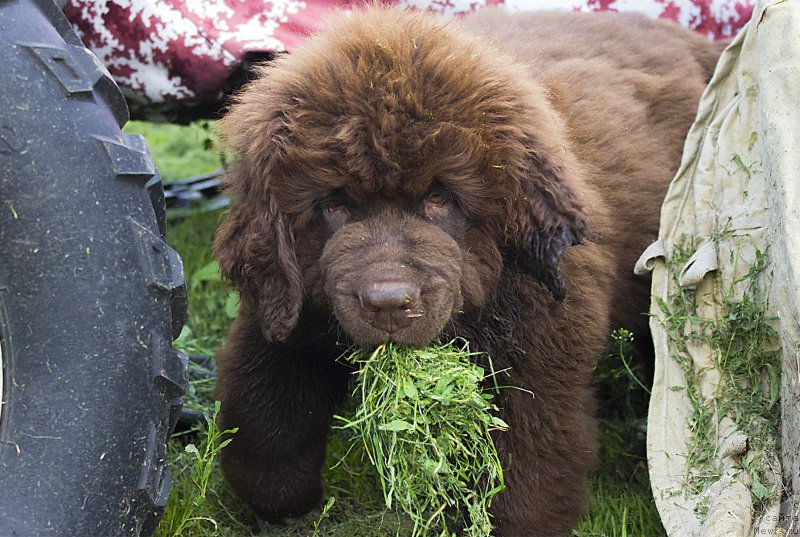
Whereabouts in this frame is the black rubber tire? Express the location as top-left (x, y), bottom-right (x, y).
top-left (0, 1), bottom-right (188, 535)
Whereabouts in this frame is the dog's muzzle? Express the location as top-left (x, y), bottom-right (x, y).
top-left (319, 217), bottom-right (465, 347)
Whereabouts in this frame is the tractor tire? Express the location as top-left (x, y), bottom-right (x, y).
top-left (0, 1), bottom-right (188, 535)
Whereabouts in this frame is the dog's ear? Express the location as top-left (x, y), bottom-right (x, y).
top-left (213, 96), bottom-right (304, 342)
top-left (214, 163), bottom-right (303, 342)
top-left (507, 140), bottom-right (591, 302)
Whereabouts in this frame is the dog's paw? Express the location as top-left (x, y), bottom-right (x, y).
top-left (255, 514), bottom-right (298, 532)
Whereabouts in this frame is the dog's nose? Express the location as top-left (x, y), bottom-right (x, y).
top-left (358, 281), bottom-right (421, 333)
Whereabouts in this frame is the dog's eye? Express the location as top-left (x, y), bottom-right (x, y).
top-left (325, 200), bottom-right (347, 214)
top-left (425, 192), bottom-right (447, 209)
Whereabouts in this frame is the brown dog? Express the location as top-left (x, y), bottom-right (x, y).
top-left (213, 7), bottom-right (720, 535)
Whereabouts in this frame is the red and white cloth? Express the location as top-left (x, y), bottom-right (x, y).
top-left (65, 0), bottom-right (755, 120)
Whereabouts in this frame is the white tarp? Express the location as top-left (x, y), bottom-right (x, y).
top-left (637, 1), bottom-right (800, 535)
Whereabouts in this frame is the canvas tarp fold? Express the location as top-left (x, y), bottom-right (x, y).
top-left (638, 1), bottom-right (800, 535)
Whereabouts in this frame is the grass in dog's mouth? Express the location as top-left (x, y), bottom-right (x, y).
top-left (335, 340), bottom-right (508, 537)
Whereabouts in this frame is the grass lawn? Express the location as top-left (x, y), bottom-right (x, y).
top-left (126, 120), bottom-right (666, 537)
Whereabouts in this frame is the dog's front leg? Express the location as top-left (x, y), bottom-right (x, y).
top-left (214, 314), bottom-right (349, 523)
top-left (489, 376), bottom-right (598, 537)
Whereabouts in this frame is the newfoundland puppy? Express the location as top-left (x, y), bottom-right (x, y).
top-left (212, 7), bottom-right (720, 535)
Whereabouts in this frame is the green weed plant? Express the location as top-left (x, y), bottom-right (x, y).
top-left (156, 402), bottom-right (243, 537)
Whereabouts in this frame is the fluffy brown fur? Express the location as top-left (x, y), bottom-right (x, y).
top-left (213, 7), bottom-right (720, 535)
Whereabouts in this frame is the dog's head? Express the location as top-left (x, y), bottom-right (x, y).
top-left (214, 7), bottom-right (590, 347)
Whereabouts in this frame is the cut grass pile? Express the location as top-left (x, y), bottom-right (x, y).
top-left (336, 341), bottom-right (507, 536)
top-left (131, 120), bottom-right (664, 537)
